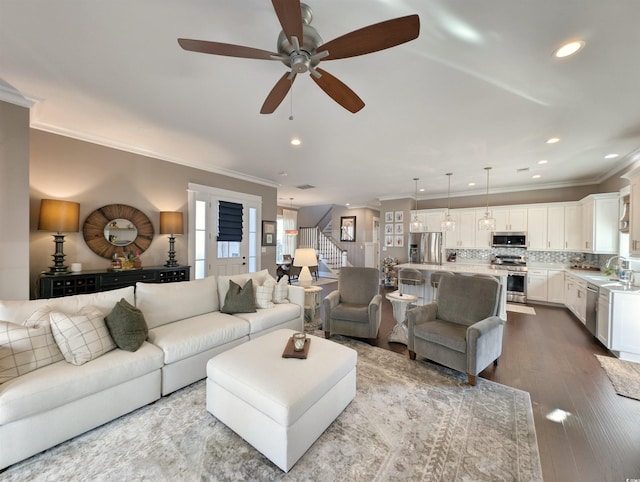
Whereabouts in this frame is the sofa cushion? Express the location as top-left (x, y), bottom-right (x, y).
top-left (0, 315), bottom-right (64, 384)
top-left (147, 312), bottom-right (249, 364)
top-left (50, 306), bottom-right (117, 366)
top-left (273, 275), bottom-right (289, 304)
top-left (221, 280), bottom-right (257, 314)
top-left (217, 269), bottom-right (269, 307)
top-left (254, 278), bottom-right (276, 309)
top-left (233, 303), bottom-right (302, 335)
top-left (0, 341), bottom-right (164, 425)
top-left (104, 299), bottom-right (148, 352)
top-left (0, 286), bottom-right (135, 327)
top-left (135, 276), bottom-right (218, 330)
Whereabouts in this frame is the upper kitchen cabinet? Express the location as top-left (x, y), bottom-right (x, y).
top-left (623, 166), bottom-right (640, 257)
top-left (492, 207), bottom-right (527, 232)
top-left (527, 207), bottom-right (548, 250)
top-left (444, 210), bottom-right (476, 248)
top-left (564, 204), bottom-right (582, 251)
top-left (527, 204), bottom-right (579, 251)
top-left (580, 194), bottom-right (619, 254)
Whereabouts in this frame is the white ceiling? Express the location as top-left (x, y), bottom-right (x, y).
top-left (2, 0), bottom-right (640, 208)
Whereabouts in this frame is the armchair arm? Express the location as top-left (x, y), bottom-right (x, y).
top-left (466, 315), bottom-right (505, 376)
top-left (368, 293), bottom-right (383, 337)
top-left (406, 303), bottom-right (438, 352)
top-left (322, 290), bottom-right (341, 330)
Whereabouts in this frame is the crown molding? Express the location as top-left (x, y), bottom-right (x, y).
top-left (29, 121), bottom-right (281, 189)
top-left (0, 83), bottom-right (34, 108)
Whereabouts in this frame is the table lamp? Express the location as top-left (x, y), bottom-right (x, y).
top-left (160, 211), bottom-right (184, 267)
top-left (293, 248), bottom-right (317, 288)
top-left (38, 199), bottom-right (80, 274)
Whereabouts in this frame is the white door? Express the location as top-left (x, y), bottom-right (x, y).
top-left (188, 184), bottom-right (261, 278)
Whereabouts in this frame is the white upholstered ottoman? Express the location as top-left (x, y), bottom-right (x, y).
top-left (206, 328), bottom-right (357, 472)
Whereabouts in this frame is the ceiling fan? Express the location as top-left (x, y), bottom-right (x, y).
top-left (178, 1), bottom-right (420, 114)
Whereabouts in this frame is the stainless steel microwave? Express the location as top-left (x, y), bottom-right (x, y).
top-left (491, 232), bottom-right (527, 248)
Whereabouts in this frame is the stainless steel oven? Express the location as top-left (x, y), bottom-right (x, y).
top-left (490, 254), bottom-right (527, 303)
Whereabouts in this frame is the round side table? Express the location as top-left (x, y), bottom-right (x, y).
top-left (385, 290), bottom-right (418, 345)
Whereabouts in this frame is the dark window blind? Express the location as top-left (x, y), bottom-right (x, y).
top-left (217, 201), bottom-right (243, 241)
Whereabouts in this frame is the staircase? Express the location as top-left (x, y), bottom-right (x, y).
top-left (298, 226), bottom-right (347, 278)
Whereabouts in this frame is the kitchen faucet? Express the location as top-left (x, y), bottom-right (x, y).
top-left (604, 256), bottom-right (619, 270)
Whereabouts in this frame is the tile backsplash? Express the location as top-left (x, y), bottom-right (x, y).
top-left (446, 248), bottom-right (611, 269)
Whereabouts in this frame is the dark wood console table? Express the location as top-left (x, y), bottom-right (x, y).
top-left (39, 266), bottom-right (190, 298)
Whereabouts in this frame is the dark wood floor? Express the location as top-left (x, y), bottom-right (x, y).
top-left (318, 280), bottom-right (640, 482)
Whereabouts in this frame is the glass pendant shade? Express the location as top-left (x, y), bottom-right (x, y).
top-left (409, 177), bottom-right (425, 233)
top-left (441, 173), bottom-right (456, 231)
top-left (478, 167), bottom-right (496, 231)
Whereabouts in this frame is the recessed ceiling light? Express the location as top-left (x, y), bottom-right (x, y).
top-left (553, 40), bottom-right (585, 58)
top-left (290, 137), bottom-right (301, 146)
top-left (532, 174), bottom-right (541, 179)
top-left (468, 182), bottom-right (476, 187)
top-left (538, 159), bottom-right (548, 165)
top-left (345, 203), bottom-right (350, 206)
top-left (546, 137), bottom-right (560, 144)
top-left (419, 188), bottom-right (425, 192)
top-left (604, 153), bottom-right (619, 159)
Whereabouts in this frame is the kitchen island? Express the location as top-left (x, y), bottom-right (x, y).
top-left (395, 262), bottom-right (509, 320)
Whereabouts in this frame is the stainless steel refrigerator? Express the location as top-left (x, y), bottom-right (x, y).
top-left (408, 232), bottom-right (443, 265)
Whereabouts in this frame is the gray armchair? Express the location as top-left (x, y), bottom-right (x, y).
top-left (407, 272), bottom-right (504, 385)
top-left (323, 267), bottom-right (382, 343)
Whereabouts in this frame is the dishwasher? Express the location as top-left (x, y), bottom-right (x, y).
top-left (585, 283), bottom-right (599, 336)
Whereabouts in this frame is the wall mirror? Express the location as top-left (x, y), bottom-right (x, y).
top-left (83, 204), bottom-right (154, 259)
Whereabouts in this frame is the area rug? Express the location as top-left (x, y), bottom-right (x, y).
top-left (507, 303), bottom-right (537, 315)
top-left (595, 354), bottom-right (640, 401)
top-left (3, 336), bottom-right (543, 481)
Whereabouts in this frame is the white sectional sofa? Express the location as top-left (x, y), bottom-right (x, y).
top-left (0, 270), bottom-right (304, 470)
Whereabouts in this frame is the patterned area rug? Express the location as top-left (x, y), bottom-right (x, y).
top-left (3, 336), bottom-right (542, 481)
top-left (596, 354), bottom-right (640, 401)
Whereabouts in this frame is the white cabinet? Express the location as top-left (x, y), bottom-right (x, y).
top-left (547, 269), bottom-right (565, 304)
top-left (597, 289), bottom-right (611, 348)
top-left (626, 170), bottom-right (640, 256)
top-left (425, 211), bottom-right (445, 232)
top-left (565, 273), bottom-right (587, 323)
top-left (547, 206), bottom-right (566, 250)
top-left (527, 269), bottom-right (548, 302)
top-left (580, 194), bottom-right (619, 254)
top-left (527, 208), bottom-right (548, 250)
top-left (445, 210), bottom-right (476, 248)
top-left (564, 204), bottom-right (582, 251)
top-left (493, 207), bottom-right (527, 232)
top-left (610, 291), bottom-right (640, 362)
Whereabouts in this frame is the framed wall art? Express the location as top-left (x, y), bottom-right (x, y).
top-left (385, 211), bottom-right (394, 223)
top-left (394, 223), bottom-right (404, 235)
top-left (384, 224), bottom-right (394, 235)
top-left (340, 216), bottom-right (356, 242)
top-left (385, 235), bottom-right (393, 247)
top-left (394, 211), bottom-right (404, 223)
top-left (394, 235), bottom-right (404, 247)
top-left (261, 220), bottom-right (276, 246)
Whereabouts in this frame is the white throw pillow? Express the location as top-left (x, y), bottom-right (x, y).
top-left (254, 278), bottom-right (276, 309)
top-left (273, 275), bottom-right (289, 304)
top-left (0, 308), bottom-right (64, 384)
top-left (50, 306), bottom-right (116, 366)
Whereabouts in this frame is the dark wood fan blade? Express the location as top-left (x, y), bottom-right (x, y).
top-left (317, 14), bottom-right (420, 61)
top-left (261, 73), bottom-right (296, 114)
top-left (178, 38), bottom-right (279, 60)
top-left (311, 68), bottom-right (365, 113)
top-left (272, 0), bottom-right (303, 44)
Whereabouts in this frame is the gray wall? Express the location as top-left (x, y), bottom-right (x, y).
top-left (29, 130), bottom-right (277, 297)
top-left (0, 101), bottom-right (30, 299)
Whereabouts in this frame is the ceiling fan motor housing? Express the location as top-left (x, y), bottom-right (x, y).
top-left (277, 25), bottom-right (323, 73)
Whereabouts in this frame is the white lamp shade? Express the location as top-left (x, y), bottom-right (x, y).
top-left (293, 248), bottom-right (317, 267)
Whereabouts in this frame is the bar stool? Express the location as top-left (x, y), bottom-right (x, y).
top-left (430, 271), bottom-right (444, 301)
top-left (398, 268), bottom-right (425, 304)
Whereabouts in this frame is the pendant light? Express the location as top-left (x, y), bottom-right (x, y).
top-left (441, 173), bottom-right (456, 231)
top-left (284, 198), bottom-right (299, 236)
top-left (478, 167), bottom-right (496, 230)
top-left (409, 177), bottom-right (426, 233)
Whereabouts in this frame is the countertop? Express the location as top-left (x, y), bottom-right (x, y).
top-left (564, 269), bottom-right (640, 294)
top-left (395, 262), bottom-right (509, 277)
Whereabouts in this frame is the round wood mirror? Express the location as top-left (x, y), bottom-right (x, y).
top-left (83, 204), bottom-right (154, 259)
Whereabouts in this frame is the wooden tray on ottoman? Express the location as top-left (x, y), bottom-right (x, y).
top-left (282, 337), bottom-right (310, 359)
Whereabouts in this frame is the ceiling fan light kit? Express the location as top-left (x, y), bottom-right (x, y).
top-left (178, 1), bottom-right (420, 114)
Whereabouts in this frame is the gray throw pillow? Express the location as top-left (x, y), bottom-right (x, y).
top-left (221, 279), bottom-right (257, 314)
top-left (104, 298), bottom-right (148, 352)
